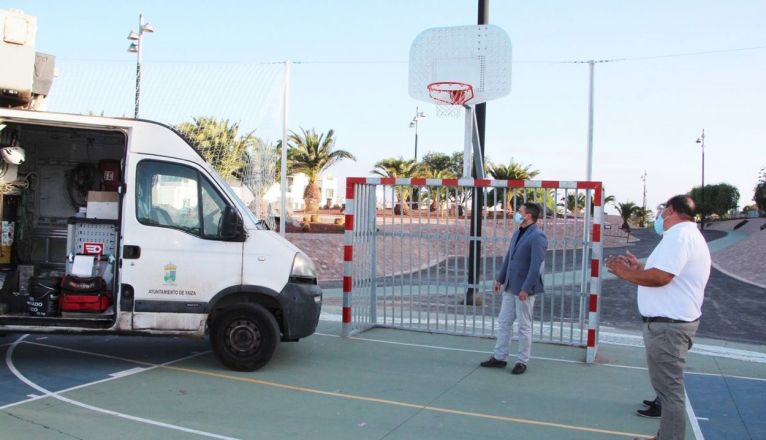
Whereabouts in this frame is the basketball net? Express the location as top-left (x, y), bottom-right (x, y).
top-left (428, 82), bottom-right (473, 119)
top-left (434, 104), bottom-right (463, 118)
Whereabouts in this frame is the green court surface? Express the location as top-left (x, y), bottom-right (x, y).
top-left (1, 320), bottom-right (764, 440)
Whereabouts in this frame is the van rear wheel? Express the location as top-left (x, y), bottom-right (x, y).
top-left (210, 303), bottom-right (279, 371)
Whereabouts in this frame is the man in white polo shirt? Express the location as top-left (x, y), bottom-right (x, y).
top-left (606, 195), bottom-right (711, 440)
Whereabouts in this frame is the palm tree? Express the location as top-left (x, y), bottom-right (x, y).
top-left (616, 201), bottom-right (639, 230)
top-left (372, 157), bottom-right (419, 214)
top-left (632, 206), bottom-right (652, 228)
top-left (176, 116), bottom-right (256, 178)
top-left (287, 128), bottom-right (356, 213)
top-left (425, 169), bottom-right (457, 214)
top-left (559, 193), bottom-right (587, 215)
top-left (532, 188), bottom-right (558, 216)
top-left (487, 159), bottom-right (540, 211)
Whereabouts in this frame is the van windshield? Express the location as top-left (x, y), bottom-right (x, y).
top-left (214, 177), bottom-right (269, 230)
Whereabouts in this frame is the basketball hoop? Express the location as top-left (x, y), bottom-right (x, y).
top-left (427, 82), bottom-right (474, 106)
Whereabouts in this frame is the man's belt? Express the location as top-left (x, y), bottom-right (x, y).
top-left (642, 316), bottom-right (699, 324)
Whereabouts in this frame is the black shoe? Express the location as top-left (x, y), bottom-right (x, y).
top-left (642, 397), bottom-right (661, 407)
top-left (511, 363), bottom-right (527, 375)
top-left (480, 357), bottom-right (507, 368)
top-left (636, 406), bottom-right (661, 418)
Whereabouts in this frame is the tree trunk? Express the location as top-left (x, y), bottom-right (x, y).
top-left (303, 181), bottom-right (321, 213)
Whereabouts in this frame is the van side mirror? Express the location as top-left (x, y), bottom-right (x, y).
top-left (221, 206), bottom-right (246, 241)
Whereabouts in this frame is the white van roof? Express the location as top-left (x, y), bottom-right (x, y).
top-left (0, 108), bottom-right (205, 164)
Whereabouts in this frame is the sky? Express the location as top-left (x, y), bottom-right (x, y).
top-left (8, 0), bottom-right (766, 214)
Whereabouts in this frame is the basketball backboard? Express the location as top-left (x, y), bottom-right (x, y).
top-left (409, 24), bottom-right (512, 106)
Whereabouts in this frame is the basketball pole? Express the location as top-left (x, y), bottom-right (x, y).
top-left (465, 0), bottom-right (489, 304)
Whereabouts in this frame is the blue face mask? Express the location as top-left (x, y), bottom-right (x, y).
top-left (654, 210), bottom-right (665, 235)
top-left (514, 212), bottom-right (524, 225)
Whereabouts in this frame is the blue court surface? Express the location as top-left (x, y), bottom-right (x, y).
top-left (686, 372), bottom-right (766, 440)
top-left (1, 335), bottom-right (210, 408)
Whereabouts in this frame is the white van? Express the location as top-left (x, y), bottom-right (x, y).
top-left (0, 108), bottom-right (322, 371)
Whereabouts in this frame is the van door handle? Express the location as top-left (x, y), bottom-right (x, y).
top-left (123, 245), bottom-right (141, 259)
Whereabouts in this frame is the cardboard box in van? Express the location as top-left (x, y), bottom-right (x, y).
top-left (86, 191), bottom-right (118, 219)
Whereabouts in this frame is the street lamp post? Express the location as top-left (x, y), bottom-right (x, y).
top-left (696, 129), bottom-right (705, 230)
top-left (409, 107), bottom-right (425, 161)
top-left (127, 13), bottom-right (154, 118)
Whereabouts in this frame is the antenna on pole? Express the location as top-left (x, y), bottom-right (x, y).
top-left (641, 170), bottom-right (647, 211)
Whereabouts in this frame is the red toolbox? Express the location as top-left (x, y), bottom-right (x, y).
top-left (59, 275), bottom-right (111, 313)
top-left (59, 292), bottom-right (111, 312)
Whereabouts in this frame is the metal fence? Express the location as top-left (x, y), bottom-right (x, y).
top-left (342, 177), bottom-right (604, 363)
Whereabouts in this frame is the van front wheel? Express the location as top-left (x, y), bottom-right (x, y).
top-left (210, 303), bottom-right (279, 371)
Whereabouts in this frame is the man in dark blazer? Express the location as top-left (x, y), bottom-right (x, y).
top-left (480, 202), bottom-right (548, 375)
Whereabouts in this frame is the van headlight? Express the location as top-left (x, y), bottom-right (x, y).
top-left (290, 252), bottom-right (317, 283)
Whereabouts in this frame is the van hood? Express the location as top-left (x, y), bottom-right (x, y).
top-left (250, 229), bottom-right (303, 255)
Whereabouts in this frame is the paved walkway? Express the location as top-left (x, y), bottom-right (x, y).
top-left (288, 217), bottom-right (766, 289)
top-left (601, 228), bottom-right (766, 344)
top-left (706, 218), bottom-right (766, 287)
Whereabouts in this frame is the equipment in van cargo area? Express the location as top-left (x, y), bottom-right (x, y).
top-left (98, 160), bottom-right (121, 191)
top-left (59, 274), bottom-right (110, 313)
top-left (26, 275), bottom-right (60, 316)
top-left (59, 292), bottom-right (111, 313)
top-left (6, 291), bottom-right (28, 313)
top-left (86, 191), bottom-right (119, 219)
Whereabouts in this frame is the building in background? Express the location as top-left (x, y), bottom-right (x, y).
top-left (260, 173), bottom-right (338, 212)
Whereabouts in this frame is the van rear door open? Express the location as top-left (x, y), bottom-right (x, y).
top-left (121, 155), bottom-right (244, 331)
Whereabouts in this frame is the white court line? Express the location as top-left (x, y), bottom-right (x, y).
top-left (686, 388), bottom-right (705, 440)
top-left (3, 335), bottom-right (238, 440)
top-left (1, 366), bottom-right (152, 411)
top-left (684, 370), bottom-right (766, 382)
top-left (318, 328), bottom-right (761, 438)
top-left (319, 314), bottom-right (766, 364)
top-left (109, 367), bottom-right (147, 378)
top-left (1, 342), bottom-right (203, 411)
top-left (315, 332), bottom-right (766, 382)
top-left (315, 332), bottom-right (583, 365)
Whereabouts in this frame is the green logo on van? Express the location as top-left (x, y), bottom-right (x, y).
top-left (164, 263), bottom-right (177, 283)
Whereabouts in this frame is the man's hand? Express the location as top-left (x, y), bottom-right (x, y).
top-left (493, 280), bottom-right (502, 294)
top-left (605, 255), bottom-right (629, 278)
top-left (519, 290), bottom-right (529, 301)
top-left (622, 250), bottom-right (642, 271)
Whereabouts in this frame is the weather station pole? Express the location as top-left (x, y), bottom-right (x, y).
top-left (641, 170), bottom-right (647, 212)
top-left (465, 0), bottom-right (489, 305)
top-left (126, 13), bottom-right (154, 118)
top-left (409, 106), bottom-right (425, 161)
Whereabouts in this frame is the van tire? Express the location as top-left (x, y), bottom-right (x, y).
top-left (210, 303), bottom-right (279, 371)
